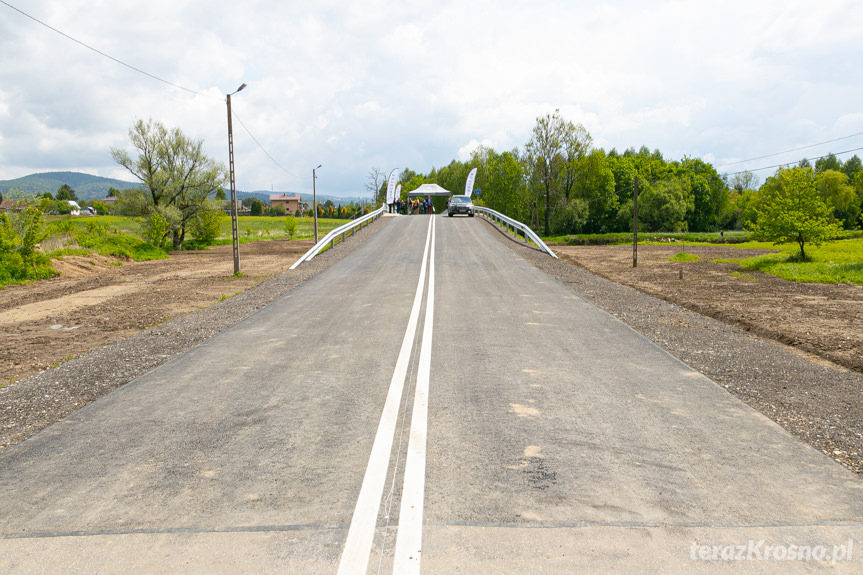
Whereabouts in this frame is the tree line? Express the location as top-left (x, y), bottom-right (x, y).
top-left (369, 110), bottom-right (863, 238)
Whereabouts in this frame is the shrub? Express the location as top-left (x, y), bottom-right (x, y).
top-left (283, 216), bottom-right (298, 239)
top-left (190, 204), bottom-right (224, 244)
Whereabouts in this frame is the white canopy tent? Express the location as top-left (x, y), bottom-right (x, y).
top-left (406, 183), bottom-right (453, 198)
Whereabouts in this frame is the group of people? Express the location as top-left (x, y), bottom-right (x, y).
top-left (388, 197), bottom-right (435, 215)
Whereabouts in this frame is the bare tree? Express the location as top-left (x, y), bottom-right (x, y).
top-left (729, 170), bottom-right (760, 193)
top-left (366, 167), bottom-right (385, 205)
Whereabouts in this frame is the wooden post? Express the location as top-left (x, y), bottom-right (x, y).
top-left (633, 175), bottom-right (639, 268)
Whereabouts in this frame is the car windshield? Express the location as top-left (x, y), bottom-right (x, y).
top-left (451, 196), bottom-right (471, 203)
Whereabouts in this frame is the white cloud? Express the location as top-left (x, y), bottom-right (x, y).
top-left (1, 0), bottom-right (862, 195)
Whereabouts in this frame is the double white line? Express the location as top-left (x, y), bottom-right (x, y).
top-left (338, 216), bottom-right (436, 575)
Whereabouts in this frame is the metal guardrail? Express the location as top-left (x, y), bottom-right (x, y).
top-left (289, 206), bottom-right (386, 269)
top-left (475, 206), bottom-right (558, 259)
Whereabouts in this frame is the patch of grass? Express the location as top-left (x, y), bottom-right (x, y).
top-left (75, 232), bottom-right (169, 261)
top-left (548, 231), bottom-right (752, 245)
top-left (670, 252), bottom-right (699, 262)
top-left (0, 252), bottom-right (59, 286)
top-left (734, 238), bottom-right (863, 285)
top-left (217, 216), bottom-right (352, 241)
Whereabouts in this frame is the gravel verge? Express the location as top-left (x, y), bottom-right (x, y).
top-left (481, 217), bottom-right (863, 475)
top-left (0, 218), bottom-right (385, 453)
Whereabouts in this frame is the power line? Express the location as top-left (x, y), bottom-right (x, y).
top-left (3, 0), bottom-right (301, 185)
top-left (230, 109), bottom-right (299, 180)
top-left (715, 131), bottom-right (863, 169)
top-left (723, 146), bottom-right (863, 177)
top-left (0, 0), bottom-right (217, 99)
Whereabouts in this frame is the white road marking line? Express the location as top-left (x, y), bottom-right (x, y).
top-left (393, 215), bottom-right (435, 573)
top-left (337, 217), bottom-right (435, 575)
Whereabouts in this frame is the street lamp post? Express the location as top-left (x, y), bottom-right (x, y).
top-left (226, 83), bottom-right (246, 275)
top-left (313, 164), bottom-right (322, 243)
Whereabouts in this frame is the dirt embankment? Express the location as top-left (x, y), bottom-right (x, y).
top-left (1, 239), bottom-right (314, 383)
top-left (553, 244), bottom-right (863, 374)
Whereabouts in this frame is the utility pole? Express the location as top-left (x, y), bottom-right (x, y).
top-left (226, 83), bottom-right (246, 276)
top-left (633, 175), bottom-right (639, 268)
top-left (313, 164), bottom-right (322, 243)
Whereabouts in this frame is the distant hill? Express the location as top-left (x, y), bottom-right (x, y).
top-left (0, 172), bottom-right (369, 205)
top-left (0, 172), bottom-right (141, 201)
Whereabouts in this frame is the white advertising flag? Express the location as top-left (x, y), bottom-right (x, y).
top-left (386, 169), bottom-right (399, 205)
top-left (465, 167), bottom-right (478, 197)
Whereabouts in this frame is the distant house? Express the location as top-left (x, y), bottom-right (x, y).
top-left (270, 193), bottom-right (301, 215)
top-left (222, 199), bottom-right (250, 215)
top-left (0, 199), bottom-right (22, 213)
top-left (100, 196), bottom-right (118, 206)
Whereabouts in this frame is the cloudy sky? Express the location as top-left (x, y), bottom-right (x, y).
top-left (1, 0), bottom-right (862, 197)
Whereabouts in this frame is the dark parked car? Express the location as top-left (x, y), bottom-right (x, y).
top-left (447, 195), bottom-right (474, 217)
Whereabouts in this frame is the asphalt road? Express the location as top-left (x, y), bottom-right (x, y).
top-left (2, 214), bottom-right (862, 574)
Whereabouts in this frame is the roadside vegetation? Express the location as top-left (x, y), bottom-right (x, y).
top-left (718, 238), bottom-right (863, 285)
top-left (0, 200), bottom-right (350, 288)
top-left (371, 111), bottom-right (862, 240)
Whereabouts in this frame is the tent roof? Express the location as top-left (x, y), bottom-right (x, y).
top-left (407, 183), bottom-right (452, 197)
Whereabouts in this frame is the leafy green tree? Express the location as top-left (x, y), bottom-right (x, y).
top-left (141, 209), bottom-right (173, 248)
top-left (816, 169), bottom-right (860, 229)
top-left (13, 207), bottom-right (49, 272)
top-left (679, 157), bottom-right (727, 232)
top-left (550, 198), bottom-right (589, 235)
top-left (250, 198), bottom-right (263, 216)
top-left (571, 149), bottom-right (617, 233)
top-left (91, 201), bottom-right (110, 215)
top-left (111, 118), bottom-right (227, 249)
top-left (0, 213), bottom-right (18, 253)
top-left (840, 155), bottom-right (862, 180)
top-left (471, 148), bottom-right (528, 222)
top-left (751, 167), bottom-right (842, 259)
top-left (638, 181), bottom-right (693, 232)
top-left (283, 216), bottom-right (298, 239)
top-left (55, 184), bottom-right (77, 202)
top-left (189, 199), bottom-right (225, 243)
top-left (401, 174), bottom-right (426, 195)
top-left (815, 153), bottom-right (841, 173)
top-left (559, 123), bottom-right (593, 201)
top-left (270, 203), bottom-right (286, 216)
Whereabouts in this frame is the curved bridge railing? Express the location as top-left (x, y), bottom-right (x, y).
top-left (474, 206), bottom-right (557, 259)
top-left (290, 206), bottom-right (386, 269)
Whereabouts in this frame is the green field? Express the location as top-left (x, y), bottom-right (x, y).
top-left (46, 215), bottom-right (350, 242)
top-left (225, 216), bottom-right (350, 241)
top-left (719, 238), bottom-right (863, 285)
